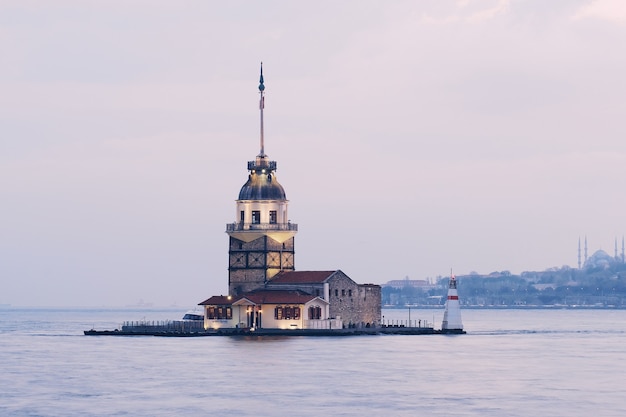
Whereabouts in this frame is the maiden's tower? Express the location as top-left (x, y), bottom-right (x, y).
top-left (225, 65), bottom-right (297, 296)
top-left (198, 65), bottom-right (381, 330)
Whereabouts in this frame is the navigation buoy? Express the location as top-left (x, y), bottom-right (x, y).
top-left (442, 272), bottom-right (465, 334)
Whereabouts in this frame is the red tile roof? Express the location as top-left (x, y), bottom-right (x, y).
top-left (237, 290), bottom-right (318, 305)
top-left (199, 290), bottom-right (326, 306)
top-left (270, 270), bottom-right (337, 284)
top-left (198, 295), bottom-right (235, 305)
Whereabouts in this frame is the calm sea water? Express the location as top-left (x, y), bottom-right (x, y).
top-left (1, 307), bottom-right (624, 417)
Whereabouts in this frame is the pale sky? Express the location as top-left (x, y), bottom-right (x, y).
top-left (1, 0), bottom-right (625, 307)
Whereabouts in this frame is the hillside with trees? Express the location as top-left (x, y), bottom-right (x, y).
top-left (382, 255), bottom-right (626, 308)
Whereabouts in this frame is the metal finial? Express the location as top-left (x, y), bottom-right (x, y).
top-left (259, 62), bottom-right (265, 91)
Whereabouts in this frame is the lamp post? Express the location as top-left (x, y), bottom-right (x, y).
top-left (408, 306), bottom-right (411, 327)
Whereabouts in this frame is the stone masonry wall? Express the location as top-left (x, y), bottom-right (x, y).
top-left (228, 236), bottom-right (296, 296)
top-left (327, 271), bottom-right (381, 327)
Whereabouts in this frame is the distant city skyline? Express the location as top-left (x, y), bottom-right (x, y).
top-left (1, 1), bottom-right (625, 306)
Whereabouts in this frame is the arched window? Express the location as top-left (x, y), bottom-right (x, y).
top-left (308, 306), bottom-right (322, 320)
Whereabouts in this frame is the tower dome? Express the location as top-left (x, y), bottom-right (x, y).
top-left (238, 158), bottom-right (286, 200)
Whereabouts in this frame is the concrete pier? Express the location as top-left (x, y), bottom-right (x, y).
top-left (84, 324), bottom-right (444, 337)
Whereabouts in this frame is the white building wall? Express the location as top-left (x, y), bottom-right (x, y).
top-left (205, 299), bottom-right (333, 330)
top-left (442, 288), bottom-right (463, 330)
top-left (203, 305), bottom-right (238, 330)
top-left (235, 200), bottom-right (288, 226)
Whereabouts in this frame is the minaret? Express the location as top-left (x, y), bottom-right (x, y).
top-left (441, 271), bottom-right (464, 333)
top-left (226, 64), bottom-right (298, 296)
top-left (578, 237), bottom-right (581, 270)
top-left (622, 236), bottom-right (625, 263)
top-left (615, 238), bottom-right (619, 261)
top-left (584, 236), bottom-right (588, 265)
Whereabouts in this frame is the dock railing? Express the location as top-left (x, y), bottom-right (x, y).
top-left (381, 319), bottom-right (432, 328)
top-left (121, 320), bottom-right (205, 333)
top-left (303, 318), bottom-right (343, 330)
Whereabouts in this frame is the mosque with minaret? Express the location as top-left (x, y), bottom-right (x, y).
top-left (578, 236), bottom-right (625, 270)
top-left (198, 66), bottom-right (381, 330)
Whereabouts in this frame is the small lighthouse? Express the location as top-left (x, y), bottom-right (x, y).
top-left (441, 272), bottom-right (465, 334)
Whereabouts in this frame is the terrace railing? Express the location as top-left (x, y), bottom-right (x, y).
top-left (226, 222), bottom-right (298, 232)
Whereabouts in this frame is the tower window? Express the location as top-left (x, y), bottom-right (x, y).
top-left (252, 210), bottom-right (260, 224)
top-left (240, 210), bottom-right (244, 223)
top-left (269, 210), bottom-right (277, 224)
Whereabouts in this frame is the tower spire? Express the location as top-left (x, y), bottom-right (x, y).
top-left (258, 62), bottom-right (266, 157)
top-left (584, 235), bottom-right (588, 264)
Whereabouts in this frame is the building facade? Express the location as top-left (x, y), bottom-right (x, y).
top-left (267, 270), bottom-right (381, 327)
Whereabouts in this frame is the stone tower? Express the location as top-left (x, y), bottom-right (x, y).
top-left (226, 64), bottom-right (298, 296)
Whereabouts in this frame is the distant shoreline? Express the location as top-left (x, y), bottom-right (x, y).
top-left (385, 305), bottom-right (626, 310)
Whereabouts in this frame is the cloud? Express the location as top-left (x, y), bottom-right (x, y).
top-left (462, 0), bottom-right (510, 23)
top-left (572, 0), bottom-right (626, 23)
top-left (415, 0), bottom-right (510, 25)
